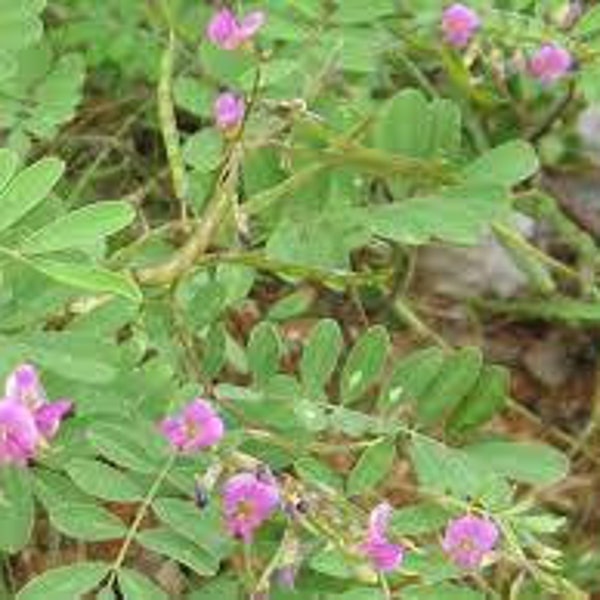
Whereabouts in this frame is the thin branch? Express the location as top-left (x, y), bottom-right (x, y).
top-left (527, 81), bottom-right (575, 143)
top-left (158, 29), bottom-right (188, 223)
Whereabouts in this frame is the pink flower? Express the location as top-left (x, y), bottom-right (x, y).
top-left (0, 400), bottom-right (40, 466)
top-left (206, 8), bottom-right (266, 50)
top-left (5, 363), bottom-right (43, 406)
top-left (528, 43), bottom-right (573, 85)
top-left (222, 472), bottom-right (280, 542)
top-left (276, 565), bottom-right (297, 589)
top-left (361, 502), bottom-right (405, 572)
top-left (442, 3), bottom-right (480, 48)
top-left (34, 401), bottom-right (73, 439)
top-left (5, 364), bottom-right (73, 444)
top-left (160, 399), bottom-right (224, 453)
top-left (214, 92), bottom-right (245, 131)
top-left (442, 514), bottom-right (499, 569)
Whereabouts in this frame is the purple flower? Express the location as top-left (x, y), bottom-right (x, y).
top-left (442, 514), bottom-right (500, 569)
top-left (206, 8), bottom-right (266, 50)
top-left (361, 503), bottom-right (405, 572)
top-left (0, 400), bottom-right (40, 466)
top-left (442, 3), bottom-right (480, 48)
top-left (5, 364), bottom-right (73, 444)
top-left (214, 92), bottom-right (245, 131)
top-left (160, 399), bottom-right (224, 453)
top-left (222, 472), bottom-right (280, 542)
top-left (275, 565), bottom-right (297, 589)
top-left (5, 363), bottom-right (45, 408)
top-left (528, 43), bottom-right (573, 85)
top-left (34, 401), bottom-right (73, 440)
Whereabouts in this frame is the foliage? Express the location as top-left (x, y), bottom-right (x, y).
top-left (0, 1), bottom-right (597, 599)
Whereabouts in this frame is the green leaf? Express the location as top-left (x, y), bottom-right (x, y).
top-left (331, 406), bottom-right (383, 438)
top-left (463, 140), bottom-right (538, 187)
top-left (403, 582), bottom-right (485, 599)
top-left (391, 502), bottom-right (452, 536)
top-left (183, 129), bottom-right (222, 173)
top-left (268, 288), bottom-right (315, 321)
top-left (300, 319), bottom-right (343, 396)
top-left (0, 468), bottom-right (34, 552)
top-left (173, 76), bottom-right (212, 118)
top-left (31, 258), bottom-right (142, 303)
top-left (409, 436), bottom-right (512, 509)
top-left (580, 65), bottom-right (600, 104)
top-left (347, 438), bottom-right (396, 495)
top-left (0, 149), bottom-right (19, 193)
top-left (16, 563), bottom-right (109, 600)
top-left (152, 498), bottom-right (233, 561)
top-left (370, 185), bottom-right (510, 246)
top-left (335, 0), bottom-right (395, 23)
top-left (447, 365), bottom-right (509, 433)
top-left (2, 45), bottom-right (85, 140)
top-left (188, 576), bottom-right (241, 600)
top-left (341, 325), bottom-right (389, 403)
top-left (0, 156), bottom-right (64, 233)
top-left (402, 548), bottom-right (461, 585)
top-left (21, 331), bottom-right (117, 384)
top-left (136, 528), bottom-right (219, 576)
top-left (88, 422), bottom-right (163, 474)
top-left (266, 209), bottom-right (370, 270)
top-left (33, 470), bottom-right (92, 509)
top-left (575, 5), bottom-right (600, 37)
top-left (65, 458), bottom-right (144, 503)
top-left (294, 456), bottom-right (344, 492)
top-left (379, 347), bottom-right (445, 409)
top-left (21, 201), bottom-right (135, 255)
top-left (47, 502), bottom-right (126, 542)
top-left (201, 322), bottom-right (227, 380)
top-left (465, 440), bottom-right (569, 486)
top-left (417, 347), bottom-right (483, 426)
top-left (0, 3), bottom-right (44, 82)
top-left (117, 569), bottom-right (168, 600)
top-left (309, 547), bottom-right (357, 580)
top-left (373, 89), bottom-right (461, 159)
top-left (374, 89), bottom-right (431, 158)
top-left (184, 281), bottom-right (225, 330)
top-left (247, 321), bottom-right (282, 385)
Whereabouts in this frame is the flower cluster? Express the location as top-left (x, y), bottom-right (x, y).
top-left (359, 504), bottom-right (499, 574)
top-left (156, 394), bottom-right (500, 571)
top-left (222, 471), bottom-right (280, 542)
top-left (214, 92), bottom-right (246, 133)
top-left (206, 8), bottom-right (265, 134)
top-left (528, 43), bottom-right (573, 85)
top-left (206, 8), bottom-right (265, 51)
top-left (160, 398), bottom-right (224, 453)
top-left (159, 5), bottom-right (512, 572)
top-left (442, 3), bottom-right (480, 48)
top-left (441, 3), bottom-right (572, 84)
top-left (0, 364), bottom-right (72, 466)
top-left (443, 514), bottom-right (500, 569)
top-left (361, 502), bottom-right (405, 572)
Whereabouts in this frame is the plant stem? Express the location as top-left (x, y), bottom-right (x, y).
top-left (492, 222), bottom-right (580, 283)
top-left (107, 454), bottom-right (175, 584)
top-left (391, 297), bottom-right (451, 350)
top-left (158, 29), bottom-right (187, 223)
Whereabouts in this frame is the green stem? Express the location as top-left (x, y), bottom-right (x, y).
top-left (492, 222), bottom-right (580, 282)
top-left (392, 49), bottom-right (439, 100)
top-left (107, 455), bottom-right (175, 582)
top-left (158, 30), bottom-right (187, 223)
top-left (391, 297), bottom-right (451, 350)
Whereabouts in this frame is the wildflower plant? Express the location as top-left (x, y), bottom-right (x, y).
top-left (0, 1), bottom-right (599, 600)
